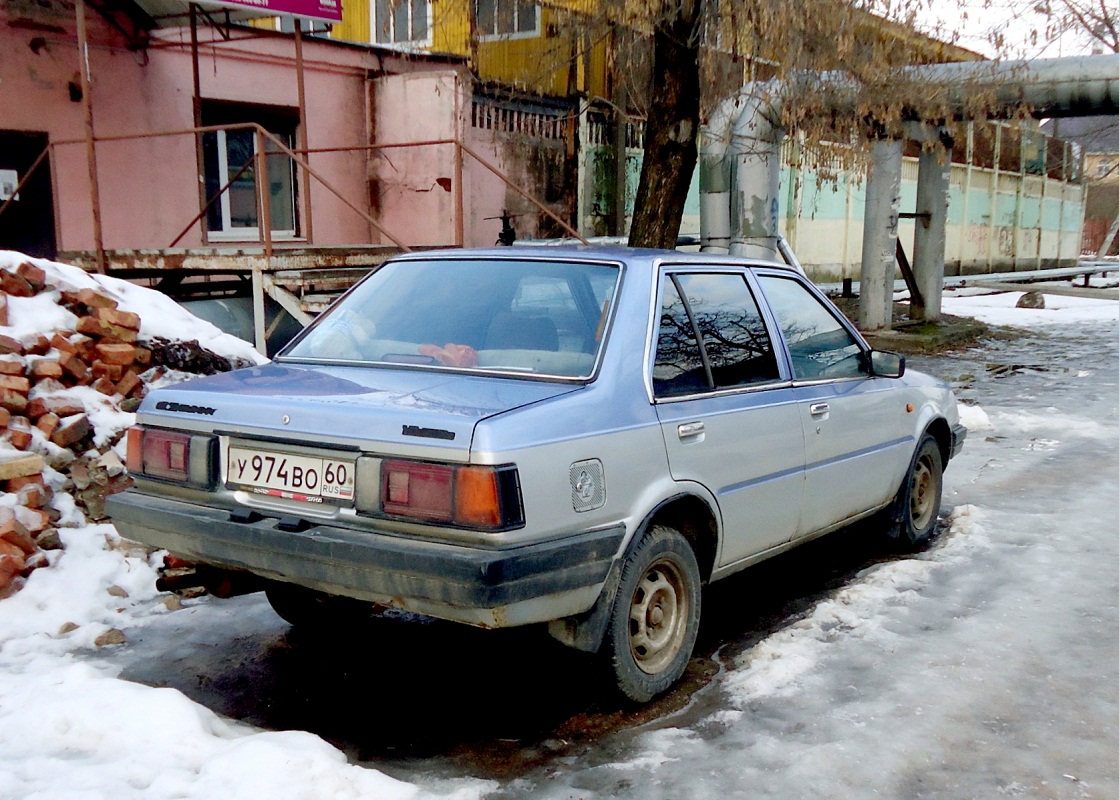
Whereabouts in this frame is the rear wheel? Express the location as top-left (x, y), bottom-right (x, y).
top-left (889, 434), bottom-right (944, 549)
top-left (603, 525), bottom-right (702, 703)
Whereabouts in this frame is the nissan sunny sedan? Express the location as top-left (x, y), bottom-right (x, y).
top-left (107, 247), bottom-right (965, 702)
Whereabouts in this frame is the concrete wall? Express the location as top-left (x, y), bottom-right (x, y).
top-left (782, 157), bottom-right (1086, 280)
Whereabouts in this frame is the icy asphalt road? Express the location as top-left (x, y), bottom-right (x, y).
top-left (103, 318), bottom-right (1119, 800)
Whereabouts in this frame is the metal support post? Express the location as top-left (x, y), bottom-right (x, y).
top-left (859, 139), bottom-right (903, 331)
top-left (293, 19), bottom-right (313, 243)
top-left (75, 0), bottom-right (106, 272)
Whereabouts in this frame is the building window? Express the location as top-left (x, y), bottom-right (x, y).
top-left (475, 0), bottom-right (538, 39)
top-left (1098, 159), bottom-right (1113, 179)
top-left (373, 0), bottom-right (430, 44)
top-left (200, 102), bottom-right (298, 241)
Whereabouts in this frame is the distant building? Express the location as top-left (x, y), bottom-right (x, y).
top-left (1042, 116), bottom-right (1119, 255)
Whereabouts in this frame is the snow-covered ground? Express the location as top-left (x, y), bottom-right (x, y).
top-left (2, 274), bottom-right (1119, 799)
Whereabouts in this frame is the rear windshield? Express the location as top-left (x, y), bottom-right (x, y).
top-left (280, 258), bottom-right (621, 379)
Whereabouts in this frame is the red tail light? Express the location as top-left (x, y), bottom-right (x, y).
top-left (380, 459), bottom-right (522, 530)
top-left (125, 426), bottom-right (215, 488)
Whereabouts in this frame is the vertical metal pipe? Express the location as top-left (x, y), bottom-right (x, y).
top-left (75, 0), bottom-right (106, 272)
top-left (253, 127), bottom-right (272, 357)
top-left (453, 84), bottom-right (464, 246)
top-left (256, 127), bottom-right (273, 261)
top-left (190, 4), bottom-right (209, 244)
top-left (293, 19), bottom-right (313, 243)
top-left (912, 139), bottom-right (950, 321)
top-left (858, 139), bottom-right (903, 331)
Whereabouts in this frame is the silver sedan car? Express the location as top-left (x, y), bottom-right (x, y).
top-left (108, 247), bottom-right (965, 703)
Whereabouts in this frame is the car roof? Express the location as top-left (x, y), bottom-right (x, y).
top-left (387, 245), bottom-right (803, 274)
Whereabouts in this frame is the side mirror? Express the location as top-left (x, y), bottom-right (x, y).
top-left (868, 350), bottom-right (905, 378)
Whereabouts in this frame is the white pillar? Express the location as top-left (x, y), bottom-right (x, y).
top-left (913, 140), bottom-right (951, 321)
top-left (859, 139), bottom-right (903, 331)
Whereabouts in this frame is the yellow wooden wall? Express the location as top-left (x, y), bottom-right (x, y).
top-left (324, 0), bottom-right (608, 97)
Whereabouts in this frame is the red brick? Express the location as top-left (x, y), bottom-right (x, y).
top-left (0, 358), bottom-right (21, 376)
top-left (116, 370), bottom-right (142, 398)
top-left (50, 414), bottom-right (91, 448)
top-left (0, 407), bottom-right (10, 430)
top-left (92, 376), bottom-right (117, 396)
top-left (95, 343), bottom-right (137, 367)
top-left (59, 352), bottom-right (89, 381)
top-left (0, 271), bottom-right (34, 298)
top-left (76, 316), bottom-right (113, 339)
top-left (0, 519), bottom-right (35, 555)
top-left (14, 262), bottom-right (47, 292)
top-left (7, 417), bottom-right (32, 449)
top-left (0, 293), bottom-right (7, 328)
top-left (0, 390), bottom-right (28, 415)
top-left (0, 335), bottom-right (23, 355)
top-left (95, 307), bottom-right (141, 332)
top-left (77, 287), bottom-right (118, 310)
top-left (50, 333), bottom-right (79, 356)
top-left (0, 375), bottom-right (30, 394)
top-left (18, 509), bottom-right (50, 535)
top-left (29, 359), bottom-right (63, 380)
top-left (134, 347), bottom-right (152, 366)
top-left (6, 474), bottom-right (44, 492)
top-left (91, 361), bottom-right (124, 381)
top-left (26, 336), bottom-right (50, 356)
top-left (0, 552), bottom-right (25, 590)
top-left (28, 397), bottom-right (84, 418)
top-left (17, 482), bottom-right (47, 509)
top-left (34, 412), bottom-right (60, 439)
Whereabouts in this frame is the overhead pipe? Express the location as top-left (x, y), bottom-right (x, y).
top-left (700, 53), bottom-right (1119, 256)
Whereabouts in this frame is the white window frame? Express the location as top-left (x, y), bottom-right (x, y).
top-left (475, 0), bottom-right (540, 41)
top-left (206, 128), bottom-right (298, 243)
top-left (371, 0), bottom-right (433, 47)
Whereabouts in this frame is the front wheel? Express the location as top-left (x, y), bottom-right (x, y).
top-left (889, 433), bottom-right (944, 549)
top-left (603, 525), bottom-right (702, 703)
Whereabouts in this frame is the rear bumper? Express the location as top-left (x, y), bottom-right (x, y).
top-left (106, 491), bottom-right (624, 625)
top-left (950, 423), bottom-right (967, 460)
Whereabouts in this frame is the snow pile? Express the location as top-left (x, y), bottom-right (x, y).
top-left (0, 251), bottom-right (265, 598)
top-left (0, 528), bottom-right (424, 800)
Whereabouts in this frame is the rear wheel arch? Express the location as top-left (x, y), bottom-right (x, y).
top-left (639, 493), bottom-right (718, 582)
top-left (546, 491), bottom-right (718, 655)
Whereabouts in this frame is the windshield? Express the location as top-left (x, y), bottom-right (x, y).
top-left (281, 257), bottom-right (621, 379)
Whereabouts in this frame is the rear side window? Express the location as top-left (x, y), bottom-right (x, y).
top-left (758, 276), bottom-right (866, 380)
top-left (653, 272), bottom-right (780, 398)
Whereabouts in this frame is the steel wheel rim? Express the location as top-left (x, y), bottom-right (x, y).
top-left (910, 455), bottom-right (939, 531)
top-left (628, 558), bottom-right (689, 675)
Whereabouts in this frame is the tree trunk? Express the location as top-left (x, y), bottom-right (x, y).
top-left (627, 0), bottom-right (703, 249)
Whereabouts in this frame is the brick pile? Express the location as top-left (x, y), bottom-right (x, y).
top-left (0, 260), bottom-right (242, 597)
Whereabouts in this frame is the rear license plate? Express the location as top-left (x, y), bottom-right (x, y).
top-left (227, 446), bottom-right (354, 503)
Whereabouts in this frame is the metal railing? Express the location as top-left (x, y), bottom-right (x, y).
top-left (0, 123), bottom-right (587, 272)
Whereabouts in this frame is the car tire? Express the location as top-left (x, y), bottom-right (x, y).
top-left (888, 433), bottom-right (944, 549)
top-left (603, 525), bottom-right (702, 703)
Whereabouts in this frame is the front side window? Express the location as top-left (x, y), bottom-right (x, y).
top-left (475, 0), bottom-right (538, 38)
top-left (653, 272), bottom-right (779, 398)
top-left (374, 0), bottom-right (430, 44)
top-left (758, 276), bottom-right (867, 381)
top-left (282, 258), bottom-right (620, 379)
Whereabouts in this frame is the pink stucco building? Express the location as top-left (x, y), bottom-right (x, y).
top-left (0, 1), bottom-right (548, 263)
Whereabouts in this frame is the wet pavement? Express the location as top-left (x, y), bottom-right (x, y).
top-left (102, 320), bottom-right (1119, 797)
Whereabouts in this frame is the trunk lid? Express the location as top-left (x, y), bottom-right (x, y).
top-left (139, 362), bottom-right (580, 456)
